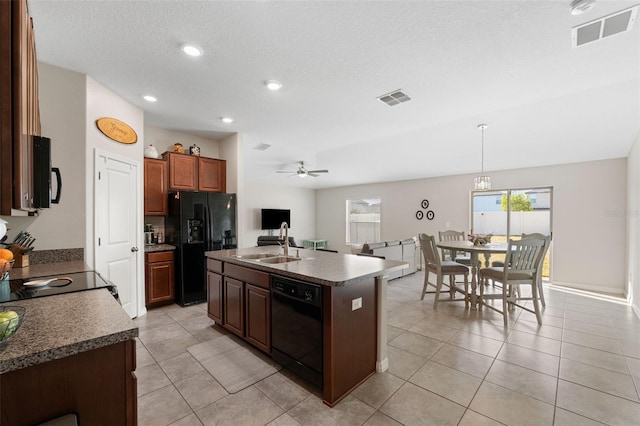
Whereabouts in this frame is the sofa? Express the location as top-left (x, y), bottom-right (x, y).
top-left (360, 238), bottom-right (416, 280)
top-left (257, 235), bottom-right (301, 247)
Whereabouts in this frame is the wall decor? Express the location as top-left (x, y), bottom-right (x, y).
top-left (95, 117), bottom-right (137, 144)
top-left (426, 210), bottom-right (435, 220)
top-left (416, 210), bottom-right (424, 220)
top-left (189, 144), bottom-right (200, 156)
top-left (421, 199), bottom-right (429, 209)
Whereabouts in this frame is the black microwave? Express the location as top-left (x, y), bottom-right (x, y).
top-left (33, 136), bottom-right (61, 208)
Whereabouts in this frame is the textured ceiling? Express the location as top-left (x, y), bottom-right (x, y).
top-left (28, 0), bottom-right (640, 189)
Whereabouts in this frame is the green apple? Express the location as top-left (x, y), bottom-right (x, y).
top-left (0, 310), bottom-right (19, 336)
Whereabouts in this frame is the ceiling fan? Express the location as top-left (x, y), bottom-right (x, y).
top-left (277, 161), bottom-right (329, 178)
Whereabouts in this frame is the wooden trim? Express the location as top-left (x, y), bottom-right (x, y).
top-left (146, 250), bottom-right (174, 263)
top-left (224, 263), bottom-right (270, 289)
top-left (0, 1), bottom-right (13, 214)
top-left (207, 258), bottom-right (222, 273)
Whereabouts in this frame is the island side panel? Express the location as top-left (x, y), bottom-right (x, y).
top-left (322, 278), bottom-right (377, 407)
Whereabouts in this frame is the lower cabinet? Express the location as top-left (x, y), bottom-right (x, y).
top-left (223, 277), bottom-right (244, 336)
top-left (245, 283), bottom-right (271, 353)
top-left (145, 251), bottom-right (175, 308)
top-left (207, 270), bottom-right (223, 323)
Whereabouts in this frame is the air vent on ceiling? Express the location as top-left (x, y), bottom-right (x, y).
top-left (376, 90), bottom-right (411, 106)
top-left (253, 143), bottom-right (271, 151)
top-left (572, 6), bottom-right (638, 47)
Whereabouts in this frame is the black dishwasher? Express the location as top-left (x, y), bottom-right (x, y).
top-left (271, 275), bottom-right (323, 388)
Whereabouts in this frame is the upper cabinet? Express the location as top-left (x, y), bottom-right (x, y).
top-left (162, 152), bottom-right (226, 193)
top-left (143, 158), bottom-right (168, 216)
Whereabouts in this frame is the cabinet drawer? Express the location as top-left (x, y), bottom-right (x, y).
top-left (207, 258), bottom-right (223, 273)
top-left (224, 263), bottom-right (270, 289)
top-left (146, 251), bottom-right (174, 263)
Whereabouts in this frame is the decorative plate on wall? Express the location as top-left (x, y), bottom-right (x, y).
top-left (96, 117), bottom-right (138, 144)
top-left (421, 199), bottom-right (429, 209)
top-left (416, 210), bottom-right (424, 220)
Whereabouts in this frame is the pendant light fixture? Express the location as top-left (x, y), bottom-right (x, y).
top-left (474, 124), bottom-right (491, 190)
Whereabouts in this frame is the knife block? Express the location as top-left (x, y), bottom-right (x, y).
top-left (14, 254), bottom-right (29, 268)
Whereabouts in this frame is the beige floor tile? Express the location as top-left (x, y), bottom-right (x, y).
top-left (288, 394), bottom-right (376, 425)
top-left (379, 382), bottom-right (465, 425)
top-left (512, 319), bottom-right (563, 341)
top-left (621, 340), bottom-right (640, 359)
top-left (136, 341), bottom-right (157, 368)
top-left (138, 323), bottom-right (190, 345)
top-left (351, 372), bottom-right (405, 409)
top-left (563, 310), bottom-right (614, 327)
top-left (561, 342), bottom-right (629, 374)
top-left (255, 372), bottom-right (312, 411)
top-left (448, 330), bottom-right (504, 357)
top-left (562, 318), bottom-right (617, 339)
top-left (386, 307), bottom-right (428, 330)
top-left (175, 372), bottom-right (228, 410)
top-left (458, 409), bottom-right (503, 425)
top-left (145, 332), bottom-right (201, 362)
top-left (363, 411), bottom-right (402, 425)
top-left (519, 311), bottom-right (565, 328)
top-left (386, 345), bottom-right (428, 380)
top-left (137, 363), bottom-right (172, 396)
top-left (469, 381), bottom-right (554, 425)
top-left (196, 386), bottom-right (283, 426)
top-left (556, 380), bottom-right (640, 425)
top-left (167, 305), bottom-right (206, 323)
top-left (138, 385), bottom-right (193, 426)
top-left (497, 343), bottom-right (560, 377)
top-left (134, 311), bottom-right (176, 332)
top-left (431, 344), bottom-right (494, 379)
top-left (459, 320), bottom-right (510, 342)
top-left (267, 413), bottom-right (301, 426)
top-left (506, 330), bottom-right (561, 356)
top-left (552, 408), bottom-right (605, 426)
top-left (408, 319), bottom-right (458, 342)
top-left (485, 359), bottom-right (557, 404)
top-left (388, 331), bottom-right (444, 358)
top-left (169, 413), bottom-right (204, 426)
top-left (158, 352), bottom-right (206, 383)
top-left (627, 356), bottom-right (640, 376)
top-left (180, 316), bottom-right (227, 342)
top-left (559, 358), bottom-right (639, 402)
top-left (409, 361), bottom-right (482, 406)
top-left (386, 325), bottom-right (404, 342)
top-left (562, 329), bottom-right (622, 354)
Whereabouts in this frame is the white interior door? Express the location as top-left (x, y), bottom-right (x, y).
top-left (95, 151), bottom-right (140, 318)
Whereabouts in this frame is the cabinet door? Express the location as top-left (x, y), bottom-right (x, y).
top-left (165, 153), bottom-right (197, 191)
top-left (144, 158), bottom-right (168, 215)
top-left (145, 253), bottom-right (175, 308)
top-left (198, 157), bottom-right (226, 192)
top-left (207, 271), bottom-right (223, 323)
top-left (245, 284), bottom-right (271, 354)
top-left (223, 277), bottom-right (244, 337)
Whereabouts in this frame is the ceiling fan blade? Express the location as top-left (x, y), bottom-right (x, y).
top-left (276, 170), bottom-right (296, 174)
top-left (308, 173), bottom-right (320, 177)
top-left (307, 169), bottom-right (329, 174)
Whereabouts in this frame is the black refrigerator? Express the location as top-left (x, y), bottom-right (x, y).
top-left (166, 191), bottom-right (237, 305)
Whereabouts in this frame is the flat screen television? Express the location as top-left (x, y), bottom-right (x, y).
top-left (261, 209), bottom-right (290, 230)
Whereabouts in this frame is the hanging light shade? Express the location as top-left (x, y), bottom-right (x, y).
top-left (474, 124), bottom-right (491, 190)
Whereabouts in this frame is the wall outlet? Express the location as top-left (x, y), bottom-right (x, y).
top-left (352, 297), bottom-right (362, 311)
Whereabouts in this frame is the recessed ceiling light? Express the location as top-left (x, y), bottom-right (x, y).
top-left (221, 117), bottom-right (234, 124)
top-left (180, 44), bottom-right (203, 57)
top-left (142, 95), bottom-right (157, 102)
top-left (264, 80), bottom-right (283, 91)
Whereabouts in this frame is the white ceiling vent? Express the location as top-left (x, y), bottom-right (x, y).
top-left (572, 6), bottom-right (638, 47)
top-left (377, 90), bottom-right (411, 106)
top-left (253, 143), bottom-right (271, 151)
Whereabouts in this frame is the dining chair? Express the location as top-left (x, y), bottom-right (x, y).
top-left (438, 230), bottom-right (471, 265)
top-left (478, 236), bottom-right (548, 325)
top-left (419, 233), bottom-right (469, 309)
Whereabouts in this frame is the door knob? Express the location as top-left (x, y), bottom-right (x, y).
top-left (131, 246), bottom-right (139, 252)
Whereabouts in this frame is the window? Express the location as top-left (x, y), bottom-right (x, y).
top-left (346, 198), bottom-right (381, 245)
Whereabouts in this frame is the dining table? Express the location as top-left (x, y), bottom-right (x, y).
top-left (435, 240), bottom-right (508, 309)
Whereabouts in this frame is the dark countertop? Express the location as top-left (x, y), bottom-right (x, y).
top-left (144, 244), bottom-right (176, 253)
top-left (7, 261), bottom-right (92, 280)
top-left (0, 289), bottom-right (138, 374)
top-left (205, 246), bottom-right (407, 287)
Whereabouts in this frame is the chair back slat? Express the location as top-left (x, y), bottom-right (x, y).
top-left (439, 230), bottom-right (466, 242)
top-left (507, 237), bottom-right (545, 273)
top-left (419, 233), bottom-right (441, 268)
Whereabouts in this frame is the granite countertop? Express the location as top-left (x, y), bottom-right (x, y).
top-left (0, 289), bottom-right (138, 374)
top-left (7, 261), bottom-right (92, 280)
top-left (205, 246), bottom-right (407, 287)
top-left (145, 244), bottom-right (177, 253)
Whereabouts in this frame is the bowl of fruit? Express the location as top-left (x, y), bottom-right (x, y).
top-left (0, 306), bottom-right (26, 343)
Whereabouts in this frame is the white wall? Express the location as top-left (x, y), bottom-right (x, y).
top-left (627, 131), bottom-right (640, 316)
top-left (317, 158), bottom-right (628, 295)
top-left (144, 126), bottom-right (220, 159)
top-left (241, 182), bottom-right (316, 249)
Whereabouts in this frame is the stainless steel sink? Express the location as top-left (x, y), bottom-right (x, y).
top-left (257, 255), bottom-right (302, 264)
top-left (234, 253), bottom-right (279, 260)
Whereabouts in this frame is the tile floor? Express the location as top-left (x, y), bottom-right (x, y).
top-left (134, 272), bottom-right (640, 425)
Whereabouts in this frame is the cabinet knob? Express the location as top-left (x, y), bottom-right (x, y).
top-left (131, 246), bottom-right (139, 252)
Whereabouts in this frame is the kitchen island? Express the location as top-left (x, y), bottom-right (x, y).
top-left (205, 246), bottom-right (407, 406)
top-left (0, 288), bottom-right (138, 425)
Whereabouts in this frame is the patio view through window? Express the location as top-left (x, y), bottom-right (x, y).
top-left (471, 187), bottom-right (553, 277)
top-left (346, 198), bottom-right (381, 244)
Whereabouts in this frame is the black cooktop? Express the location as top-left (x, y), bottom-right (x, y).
top-left (1, 271), bottom-right (118, 302)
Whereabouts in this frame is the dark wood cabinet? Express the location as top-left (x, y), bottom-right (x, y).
top-left (223, 276), bottom-right (244, 337)
top-left (207, 270), bottom-right (223, 323)
top-left (145, 251), bottom-right (175, 308)
top-left (245, 283), bottom-right (271, 353)
top-left (143, 158), bottom-right (168, 215)
top-left (198, 157), bottom-right (226, 192)
top-left (1, 340), bottom-right (137, 425)
top-left (164, 152), bottom-right (198, 191)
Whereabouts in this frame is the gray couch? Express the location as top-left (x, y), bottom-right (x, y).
top-left (360, 238), bottom-right (416, 279)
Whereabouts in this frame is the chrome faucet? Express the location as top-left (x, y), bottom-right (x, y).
top-left (278, 222), bottom-right (289, 257)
